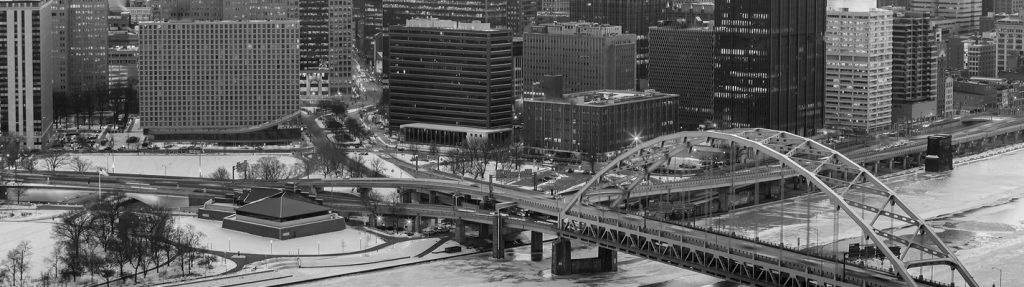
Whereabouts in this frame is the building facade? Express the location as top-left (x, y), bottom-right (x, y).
top-left (386, 19), bottom-right (514, 140)
top-left (43, 0), bottom-right (109, 108)
top-left (1, 0), bottom-right (53, 148)
top-left (138, 21), bottom-right (300, 134)
top-left (568, 0), bottom-right (668, 81)
top-left (713, 0), bottom-right (826, 136)
top-left (892, 11), bottom-right (941, 121)
top-left (996, 16), bottom-right (1024, 72)
top-left (964, 38), bottom-right (998, 77)
top-left (648, 19), bottom-right (714, 130)
top-left (521, 90), bottom-right (679, 154)
top-left (523, 22), bottom-right (636, 95)
top-left (911, 0), bottom-right (982, 33)
top-left (825, 7), bottom-right (893, 133)
top-left (382, 0), bottom-right (510, 29)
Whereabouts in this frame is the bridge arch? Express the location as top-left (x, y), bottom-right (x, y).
top-left (562, 128), bottom-right (978, 287)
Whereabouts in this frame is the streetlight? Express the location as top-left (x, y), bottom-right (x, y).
top-left (317, 240), bottom-right (321, 255)
top-left (992, 267), bottom-right (1003, 287)
top-left (270, 240), bottom-right (274, 255)
top-left (228, 237), bottom-right (231, 253)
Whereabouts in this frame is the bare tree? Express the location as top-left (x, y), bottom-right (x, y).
top-left (7, 180), bottom-right (26, 204)
top-left (350, 155), bottom-right (366, 177)
top-left (51, 211), bottom-right (95, 281)
top-left (69, 156), bottom-right (94, 173)
top-left (252, 157), bottom-right (287, 181)
top-left (357, 188), bottom-right (384, 226)
top-left (39, 151), bottom-right (70, 172)
top-left (209, 167), bottom-right (230, 180)
top-left (369, 158), bottom-right (385, 177)
top-left (287, 162), bottom-right (307, 179)
top-left (428, 144), bottom-right (441, 167)
top-left (3, 241), bottom-right (31, 287)
top-left (16, 154), bottom-right (37, 172)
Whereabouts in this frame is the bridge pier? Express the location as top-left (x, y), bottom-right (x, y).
top-left (429, 190), bottom-right (437, 204)
top-left (551, 238), bottom-right (617, 275)
top-left (492, 216), bottom-right (505, 259)
top-left (531, 231), bottom-right (543, 261)
top-left (454, 220), bottom-right (465, 242)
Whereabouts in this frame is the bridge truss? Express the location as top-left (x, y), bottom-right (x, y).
top-left (560, 129), bottom-right (979, 287)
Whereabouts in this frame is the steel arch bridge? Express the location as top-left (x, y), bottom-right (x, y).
top-left (560, 128), bottom-right (979, 287)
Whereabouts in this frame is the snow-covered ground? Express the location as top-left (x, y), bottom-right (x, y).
top-left (348, 152), bottom-right (412, 178)
top-left (50, 153), bottom-right (300, 178)
top-left (176, 216), bottom-right (383, 255)
top-left (0, 221), bottom-right (60, 279)
top-left (306, 240), bottom-right (721, 287)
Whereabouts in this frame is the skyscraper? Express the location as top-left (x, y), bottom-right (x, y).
top-left (44, 0), bottom-right (109, 116)
top-left (649, 19), bottom-right (714, 130)
top-left (138, 21), bottom-right (300, 135)
top-left (327, 0), bottom-right (354, 96)
top-left (825, 6), bottom-right (893, 133)
top-left (523, 22), bottom-right (636, 95)
top-left (892, 11), bottom-right (940, 121)
top-left (995, 16), bottom-right (1024, 72)
top-left (386, 19), bottom-right (514, 144)
top-left (1, 0), bottom-right (53, 148)
top-left (713, 0), bottom-right (826, 136)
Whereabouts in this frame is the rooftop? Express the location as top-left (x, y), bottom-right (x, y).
top-left (235, 192), bottom-right (330, 219)
top-left (400, 123), bottom-right (512, 134)
top-left (403, 18), bottom-right (496, 31)
top-left (527, 89), bottom-right (679, 107)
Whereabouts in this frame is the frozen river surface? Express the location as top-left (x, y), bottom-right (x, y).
top-left (331, 150), bottom-right (1024, 287)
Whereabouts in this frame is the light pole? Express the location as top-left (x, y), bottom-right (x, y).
top-left (228, 237), bottom-right (231, 253)
top-left (270, 240), bottom-right (274, 255)
top-left (992, 267), bottom-right (1003, 287)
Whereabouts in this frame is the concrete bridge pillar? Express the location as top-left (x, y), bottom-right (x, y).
top-left (492, 216), bottom-right (505, 259)
top-left (872, 162), bottom-right (878, 174)
top-left (479, 222), bottom-right (492, 239)
top-left (902, 156), bottom-right (908, 169)
top-left (531, 231), bottom-right (543, 261)
top-left (753, 183), bottom-right (760, 205)
top-left (717, 189), bottom-right (731, 212)
top-left (888, 159), bottom-right (894, 171)
top-left (551, 238), bottom-right (617, 275)
top-left (429, 190), bottom-right (437, 204)
top-left (453, 220), bottom-right (465, 242)
top-left (401, 189), bottom-right (413, 203)
top-left (413, 215), bottom-right (422, 233)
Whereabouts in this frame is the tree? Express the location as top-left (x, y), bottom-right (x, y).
top-left (253, 157), bottom-right (287, 181)
top-left (357, 188), bottom-right (384, 227)
top-left (369, 158), bottom-right (385, 177)
top-left (69, 156), bottom-right (94, 173)
top-left (209, 167), bottom-right (230, 180)
top-left (428, 144), bottom-right (441, 167)
top-left (16, 154), bottom-right (37, 172)
top-left (287, 162), bottom-right (307, 179)
top-left (3, 241), bottom-right (31, 287)
top-left (51, 211), bottom-right (94, 281)
top-left (350, 155), bottom-right (366, 177)
top-left (39, 151), bottom-right (70, 171)
top-left (318, 98), bottom-right (349, 115)
top-left (8, 180), bottom-right (25, 204)
top-left (344, 117), bottom-right (370, 139)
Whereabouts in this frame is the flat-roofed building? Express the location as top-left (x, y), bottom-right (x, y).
top-left (1, 0), bottom-right (54, 148)
top-left (522, 89), bottom-right (679, 154)
top-left (386, 19), bottom-right (514, 145)
top-left (523, 22), bottom-right (636, 95)
top-left (138, 20), bottom-right (300, 137)
top-left (825, 6), bottom-right (893, 133)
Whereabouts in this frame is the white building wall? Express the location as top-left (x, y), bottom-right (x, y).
top-left (825, 8), bottom-right (894, 133)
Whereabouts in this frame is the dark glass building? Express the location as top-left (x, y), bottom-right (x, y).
top-left (300, 0), bottom-right (330, 71)
top-left (649, 19), bottom-right (714, 130)
top-left (387, 19), bottom-right (514, 143)
top-left (712, 0), bottom-right (826, 136)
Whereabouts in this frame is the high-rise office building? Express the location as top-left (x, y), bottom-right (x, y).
top-left (892, 11), bottom-right (940, 121)
top-left (713, 0), bottom-right (826, 136)
top-left (1, 0), bottom-right (53, 148)
top-left (568, 0), bottom-right (668, 84)
top-left (911, 0), bottom-right (982, 33)
top-left (824, 7), bottom-right (893, 133)
top-left (138, 21), bottom-right (300, 135)
top-left (538, 0), bottom-right (568, 22)
top-left (386, 19), bottom-right (514, 144)
top-left (523, 22), bottom-right (636, 95)
top-left (44, 0), bottom-right (109, 107)
top-left (327, 0), bottom-right (355, 96)
top-left (649, 19), bottom-right (714, 130)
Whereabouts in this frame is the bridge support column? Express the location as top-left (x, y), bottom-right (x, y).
top-left (717, 189), bottom-right (731, 212)
top-left (888, 158), bottom-right (893, 171)
top-left (530, 231), bottom-right (543, 261)
top-left (453, 220), bottom-right (465, 242)
top-left (429, 190), bottom-right (437, 204)
top-left (492, 216), bottom-right (505, 259)
top-left (753, 183), bottom-right (760, 205)
top-left (413, 215), bottom-right (422, 233)
top-left (478, 222), bottom-right (491, 239)
top-left (551, 238), bottom-right (617, 275)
